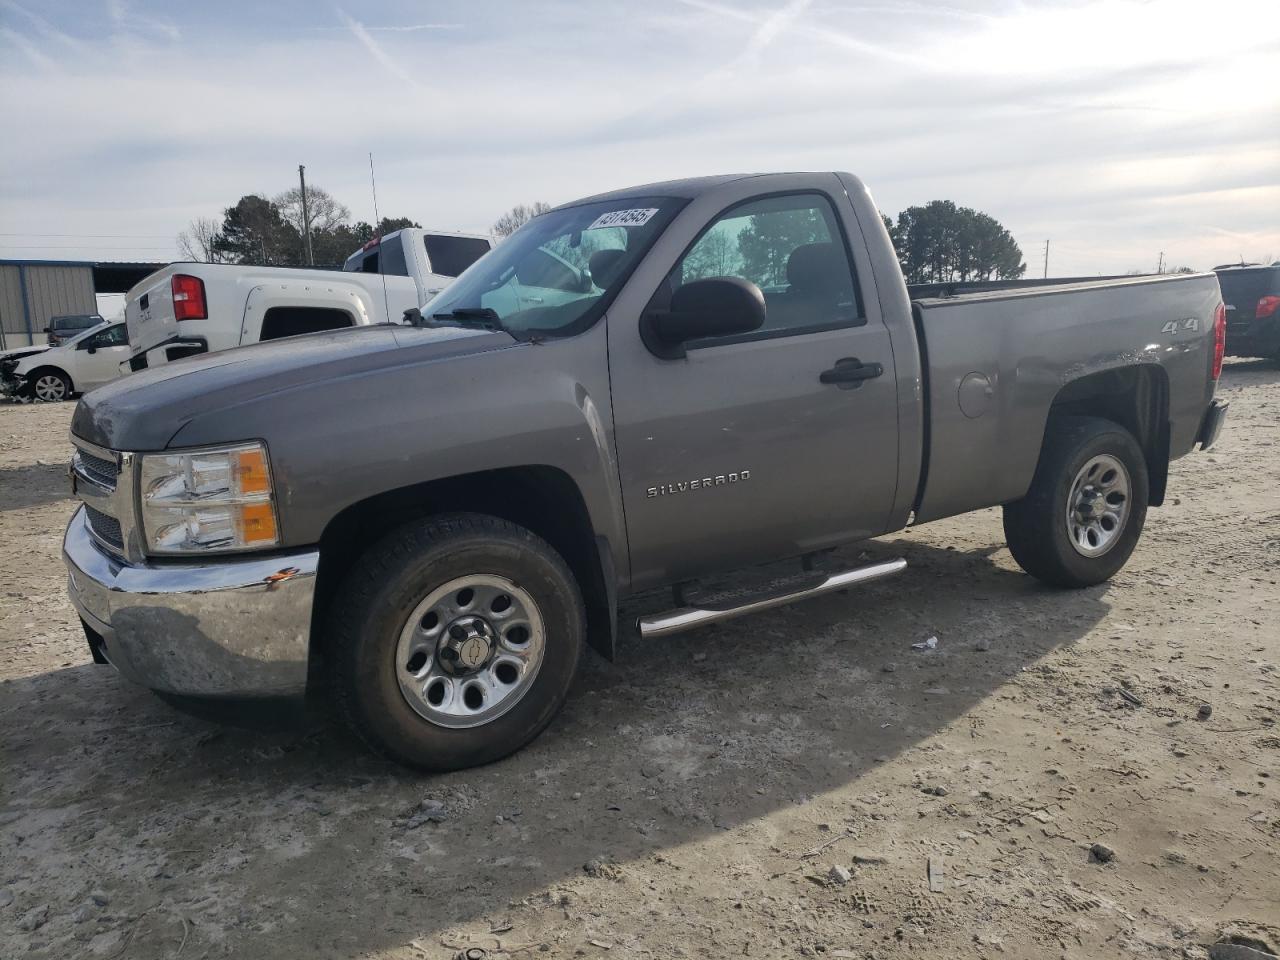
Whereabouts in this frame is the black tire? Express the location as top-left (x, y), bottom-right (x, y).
top-left (1003, 416), bottom-right (1149, 588)
top-left (28, 367), bottom-right (72, 402)
top-left (326, 513), bottom-right (585, 770)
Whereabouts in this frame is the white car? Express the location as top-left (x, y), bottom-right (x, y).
top-left (4, 321), bottom-right (130, 402)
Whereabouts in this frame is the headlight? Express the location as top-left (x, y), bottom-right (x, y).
top-left (138, 442), bottom-right (279, 554)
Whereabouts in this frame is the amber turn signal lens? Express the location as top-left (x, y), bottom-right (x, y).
top-left (235, 447), bottom-right (272, 496)
top-left (236, 502), bottom-right (278, 546)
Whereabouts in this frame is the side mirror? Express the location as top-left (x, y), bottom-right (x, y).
top-left (85, 346), bottom-right (97, 354)
top-left (43, 326), bottom-right (51, 333)
top-left (641, 277), bottom-right (765, 359)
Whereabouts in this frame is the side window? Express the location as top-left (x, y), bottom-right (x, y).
top-left (379, 237), bottom-right (409, 277)
top-left (673, 193), bottom-right (863, 343)
top-left (87, 325), bottom-right (127, 348)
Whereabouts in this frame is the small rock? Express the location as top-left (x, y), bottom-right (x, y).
top-left (692, 651), bottom-right (707, 663)
top-left (584, 858), bottom-right (621, 880)
top-left (17, 904), bottom-right (49, 932)
top-left (495, 814), bottom-right (504, 824)
top-left (402, 797), bottom-right (449, 828)
top-left (571, 792), bottom-right (582, 800)
top-left (881, 663), bottom-right (897, 673)
top-left (1197, 703), bottom-right (1213, 721)
top-left (0, 888), bottom-right (13, 908)
top-left (89, 891), bottom-right (109, 907)
top-left (974, 638), bottom-right (991, 652)
top-left (1089, 842), bottom-right (1116, 864)
top-left (827, 864), bottom-right (852, 885)
top-left (921, 785), bottom-right (948, 797)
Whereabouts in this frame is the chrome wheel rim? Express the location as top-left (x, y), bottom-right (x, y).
top-left (34, 375), bottom-right (66, 402)
top-left (395, 574), bottom-right (545, 729)
top-left (1066, 454), bottom-right (1131, 557)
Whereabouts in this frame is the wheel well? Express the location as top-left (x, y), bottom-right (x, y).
top-left (25, 365), bottom-right (73, 392)
top-left (1048, 365), bottom-right (1170, 505)
top-left (310, 466), bottom-right (616, 676)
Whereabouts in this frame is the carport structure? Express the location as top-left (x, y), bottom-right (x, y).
top-left (0, 259), bottom-right (163, 348)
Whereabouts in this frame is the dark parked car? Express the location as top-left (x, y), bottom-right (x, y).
top-left (1215, 263), bottom-right (1280, 360)
top-left (46, 313), bottom-right (104, 346)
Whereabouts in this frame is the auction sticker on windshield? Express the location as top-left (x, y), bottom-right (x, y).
top-left (587, 208), bottom-right (659, 230)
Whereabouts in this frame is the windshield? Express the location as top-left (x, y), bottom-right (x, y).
top-left (425, 197), bottom-right (684, 339)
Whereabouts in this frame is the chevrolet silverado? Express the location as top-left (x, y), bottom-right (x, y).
top-left (62, 172), bottom-right (1229, 770)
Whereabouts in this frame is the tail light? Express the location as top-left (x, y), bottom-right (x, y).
top-left (1212, 302), bottom-right (1226, 380)
top-left (1257, 295), bottom-right (1280, 319)
top-left (171, 274), bottom-right (207, 321)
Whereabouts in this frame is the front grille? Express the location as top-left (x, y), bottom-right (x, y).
top-left (75, 449), bottom-right (118, 489)
top-left (86, 505), bottom-right (123, 549)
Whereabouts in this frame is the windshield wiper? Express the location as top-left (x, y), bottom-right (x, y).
top-left (430, 307), bottom-right (504, 331)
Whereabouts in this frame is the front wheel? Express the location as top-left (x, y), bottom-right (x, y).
top-left (326, 513), bottom-right (585, 770)
top-left (1003, 416), bottom-right (1150, 587)
top-left (30, 369), bottom-right (72, 402)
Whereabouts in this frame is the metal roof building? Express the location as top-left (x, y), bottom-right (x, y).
top-left (0, 259), bottom-right (163, 349)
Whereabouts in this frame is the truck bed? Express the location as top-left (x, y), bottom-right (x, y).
top-left (909, 272), bottom-right (1223, 524)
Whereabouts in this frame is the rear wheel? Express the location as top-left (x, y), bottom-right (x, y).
top-left (1003, 416), bottom-right (1149, 587)
top-left (30, 369), bottom-right (71, 402)
top-left (326, 513), bottom-right (585, 770)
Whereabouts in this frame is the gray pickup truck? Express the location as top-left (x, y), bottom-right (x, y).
top-left (63, 172), bottom-right (1229, 770)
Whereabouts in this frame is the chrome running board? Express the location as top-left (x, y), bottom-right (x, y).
top-left (636, 558), bottom-right (907, 639)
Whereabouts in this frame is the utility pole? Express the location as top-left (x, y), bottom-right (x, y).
top-left (298, 164), bottom-right (314, 266)
top-left (1156, 251), bottom-right (1164, 274)
top-left (1043, 239), bottom-right (1050, 279)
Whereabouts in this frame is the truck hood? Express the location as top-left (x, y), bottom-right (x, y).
top-left (72, 324), bottom-right (514, 451)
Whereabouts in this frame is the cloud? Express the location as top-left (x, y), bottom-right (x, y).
top-left (0, 0), bottom-right (1276, 275)
top-left (366, 23), bottom-right (462, 32)
top-left (739, 0), bottom-right (812, 61)
top-left (105, 0), bottom-right (180, 42)
top-left (335, 7), bottom-right (423, 88)
top-left (0, 24), bottom-right (54, 68)
top-left (1, 0), bottom-right (84, 50)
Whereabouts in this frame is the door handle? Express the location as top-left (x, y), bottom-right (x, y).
top-left (820, 358), bottom-right (883, 387)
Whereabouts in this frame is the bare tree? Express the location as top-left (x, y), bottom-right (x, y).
top-left (492, 201), bottom-right (552, 239)
top-left (176, 216), bottom-right (228, 262)
top-left (273, 185), bottom-right (352, 237)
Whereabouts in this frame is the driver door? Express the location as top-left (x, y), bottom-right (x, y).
top-left (608, 188), bottom-right (901, 590)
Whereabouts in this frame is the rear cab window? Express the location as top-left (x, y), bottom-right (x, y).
top-left (423, 235), bottom-right (493, 278)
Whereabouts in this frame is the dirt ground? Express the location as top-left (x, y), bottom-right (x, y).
top-left (1, 360), bottom-right (1277, 960)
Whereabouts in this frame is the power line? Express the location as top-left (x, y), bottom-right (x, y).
top-left (0, 232), bottom-right (175, 239)
top-left (0, 244), bottom-right (177, 250)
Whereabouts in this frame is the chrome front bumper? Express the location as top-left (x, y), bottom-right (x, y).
top-left (63, 506), bottom-right (320, 698)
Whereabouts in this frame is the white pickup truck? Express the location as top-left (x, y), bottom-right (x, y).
top-left (123, 228), bottom-right (494, 370)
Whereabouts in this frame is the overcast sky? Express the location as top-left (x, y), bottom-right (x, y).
top-left (1, 0), bottom-right (1277, 277)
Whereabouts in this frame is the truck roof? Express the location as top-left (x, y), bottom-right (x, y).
top-left (559, 174), bottom-right (763, 209)
top-left (556, 172), bottom-right (867, 211)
